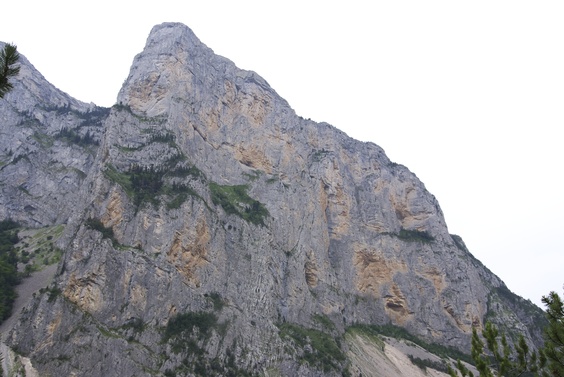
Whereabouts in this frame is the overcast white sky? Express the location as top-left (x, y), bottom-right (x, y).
top-left (1, 1), bottom-right (562, 308)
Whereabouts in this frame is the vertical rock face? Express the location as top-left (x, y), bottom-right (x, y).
top-left (1, 24), bottom-right (544, 376)
top-left (0, 42), bottom-right (108, 227)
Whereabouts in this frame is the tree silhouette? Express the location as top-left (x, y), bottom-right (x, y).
top-left (0, 43), bottom-right (20, 98)
top-left (448, 321), bottom-right (547, 376)
top-left (542, 289), bottom-right (564, 376)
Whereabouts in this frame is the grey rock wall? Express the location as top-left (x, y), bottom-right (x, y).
top-left (0, 42), bottom-right (108, 227)
top-left (1, 25), bottom-right (544, 376)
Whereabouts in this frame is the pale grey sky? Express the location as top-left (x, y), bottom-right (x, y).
top-left (2, 1), bottom-right (563, 307)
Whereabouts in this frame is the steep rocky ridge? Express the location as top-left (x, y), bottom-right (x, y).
top-left (0, 24), bottom-right (544, 376)
top-left (0, 42), bottom-right (109, 227)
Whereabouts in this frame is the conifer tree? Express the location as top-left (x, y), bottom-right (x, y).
top-left (449, 321), bottom-right (547, 376)
top-left (542, 289), bottom-right (564, 376)
top-left (0, 43), bottom-right (20, 98)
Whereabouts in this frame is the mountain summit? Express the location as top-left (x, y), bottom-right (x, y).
top-left (0, 23), bottom-right (543, 376)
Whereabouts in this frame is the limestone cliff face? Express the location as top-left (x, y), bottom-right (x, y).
top-left (1, 25), bottom-right (544, 376)
top-left (0, 42), bottom-right (108, 227)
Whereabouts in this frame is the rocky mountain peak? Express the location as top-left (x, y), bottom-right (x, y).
top-left (0, 24), bottom-right (546, 377)
top-left (145, 22), bottom-right (205, 51)
top-left (118, 22), bottom-right (228, 116)
top-left (118, 22), bottom-right (276, 120)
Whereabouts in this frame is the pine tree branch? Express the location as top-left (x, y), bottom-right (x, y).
top-left (0, 43), bottom-right (20, 98)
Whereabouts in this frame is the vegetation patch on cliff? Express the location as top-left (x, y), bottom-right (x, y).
top-left (112, 102), bottom-right (167, 124)
top-left (160, 311), bottom-right (243, 376)
top-left (44, 105), bottom-right (109, 147)
top-left (86, 217), bottom-right (119, 246)
top-left (209, 182), bottom-right (269, 226)
top-left (205, 291), bottom-right (226, 311)
top-left (162, 311), bottom-right (223, 352)
top-left (45, 104), bottom-right (110, 127)
top-left (0, 222), bottom-right (64, 323)
top-left (16, 224), bottom-right (64, 273)
top-left (104, 161), bottom-right (204, 210)
top-left (56, 128), bottom-right (99, 147)
top-left (0, 219), bottom-right (20, 323)
top-left (346, 323), bottom-right (472, 365)
top-left (277, 322), bottom-right (347, 373)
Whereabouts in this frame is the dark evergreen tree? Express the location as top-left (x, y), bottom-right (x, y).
top-left (448, 321), bottom-right (547, 376)
top-left (0, 43), bottom-right (20, 98)
top-left (542, 289), bottom-right (564, 376)
top-left (0, 220), bottom-right (21, 323)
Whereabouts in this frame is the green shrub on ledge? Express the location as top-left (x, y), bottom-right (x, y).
top-left (104, 162), bottom-right (203, 210)
top-left (278, 322), bottom-right (346, 373)
top-left (209, 183), bottom-right (269, 226)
